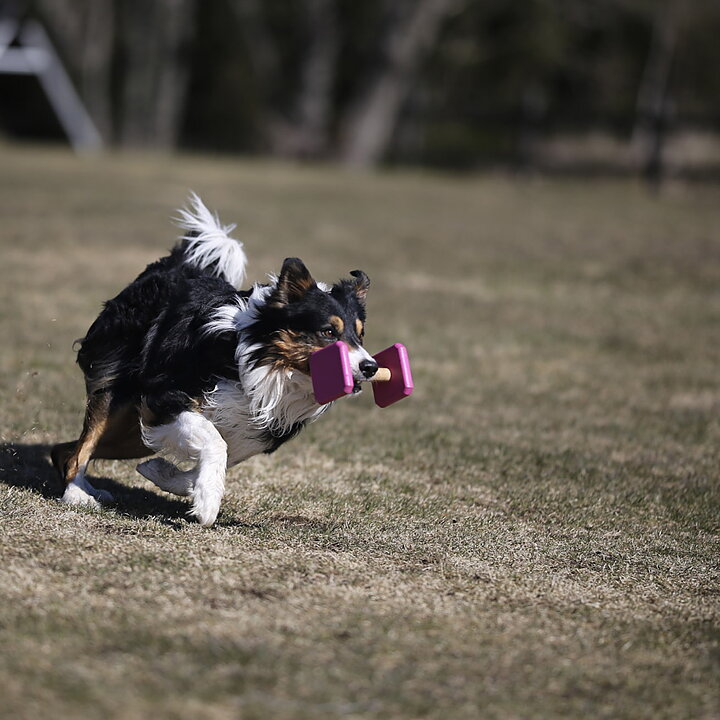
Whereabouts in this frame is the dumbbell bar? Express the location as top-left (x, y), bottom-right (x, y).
top-left (310, 341), bottom-right (414, 407)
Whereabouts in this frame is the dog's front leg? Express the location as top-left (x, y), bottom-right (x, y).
top-left (188, 422), bottom-right (227, 527)
top-left (142, 411), bottom-right (227, 527)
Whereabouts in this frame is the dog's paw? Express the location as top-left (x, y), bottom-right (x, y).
top-left (137, 458), bottom-right (194, 497)
top-left (189, 486), bottom-right (221, 527)
top-left (61, 476), bottom-right (113, 507)
top-left (136, 457), bottom-right (172, 483)
top-left (61, 480), bottom-right (102, 509)
top-left (189, 501), bottom-right (221, 528)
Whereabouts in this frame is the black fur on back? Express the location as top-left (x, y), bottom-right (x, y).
top-left (76, 244), bottom-right (371, 459)
top-left (77, 239), bottom-right (243, 423)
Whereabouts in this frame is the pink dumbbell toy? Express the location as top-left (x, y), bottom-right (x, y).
top-left (310, 341), bottom-right (414, 407)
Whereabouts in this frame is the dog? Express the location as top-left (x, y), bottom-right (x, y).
top-left (51, 194), bottom-right (378, 526)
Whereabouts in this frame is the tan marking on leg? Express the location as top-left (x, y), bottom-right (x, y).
top-left (63, 393), bottom-right (112, 484)
top-left (94, 402), bottom-right (152, 460)
top-left (51, 441), bottom-right (77, 479)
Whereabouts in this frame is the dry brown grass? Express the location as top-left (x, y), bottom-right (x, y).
top-left (1, 144), bottom-right (719, 719)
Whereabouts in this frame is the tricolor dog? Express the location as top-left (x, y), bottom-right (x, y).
top-left (52, 195), bottom-right (378, 526)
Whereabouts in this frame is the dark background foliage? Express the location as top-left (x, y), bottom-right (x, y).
top-left (1, 0), bottom-right (719, 175)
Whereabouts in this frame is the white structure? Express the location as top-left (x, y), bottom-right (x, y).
top-left (0, 14), bottom-right (102, 151)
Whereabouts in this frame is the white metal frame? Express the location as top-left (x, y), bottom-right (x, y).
top-left (0, 16), bottom-right (102, 151)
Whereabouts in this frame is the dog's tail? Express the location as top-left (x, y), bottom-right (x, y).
top-left (175, 192), bottom-right (248, 289)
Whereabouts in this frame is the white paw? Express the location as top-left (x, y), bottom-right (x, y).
top-left (189, 486), bottom-right (221, 527)
top-left (61, 481), bottom-right (101, 509)
top-left (137, 457), bottom-right (170, 483)
top-left (61, 475), bottom-right (113, 507)
top-left (137, 458), bottom-right (194, 497)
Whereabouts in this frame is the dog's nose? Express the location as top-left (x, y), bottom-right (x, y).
top-left (359, 359), bottom-right (379, 379)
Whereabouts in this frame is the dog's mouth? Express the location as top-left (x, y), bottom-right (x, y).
top-left (352, 379), bottom-right (363, 394)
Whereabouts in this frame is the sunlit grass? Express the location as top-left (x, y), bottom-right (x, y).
top-left (1, 144), bottom-right (719, 719)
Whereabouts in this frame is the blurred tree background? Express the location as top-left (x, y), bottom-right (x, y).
top-left (1, 0), bottom-right (719, 176)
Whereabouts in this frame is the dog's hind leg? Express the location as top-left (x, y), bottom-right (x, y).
top-left (57, 392), bottom-right (115, 508)
top-left (141, 410), bottom-right (227, 526)
top-left (51, 441), bottom-right (76, 480)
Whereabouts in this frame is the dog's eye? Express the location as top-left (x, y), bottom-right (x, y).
top-left (320, 327), bottom-right (335, 339)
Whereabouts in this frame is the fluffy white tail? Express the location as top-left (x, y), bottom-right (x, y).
top-left (175, 192), bottom-right (248, 289)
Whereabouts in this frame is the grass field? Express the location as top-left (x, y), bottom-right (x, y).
top-left (0, 143), bottom-right (719, 719)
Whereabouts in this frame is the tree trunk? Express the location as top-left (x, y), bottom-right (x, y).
top-left (338, 0), bottom-right (460, 169)
top-left (118, 0), bottom-right (194, 149)
top-left (231, 0), bottom-right (278, 87)
top-left (79, 1), bottom-right (114, 143)
top-left (632, 6), bottom-right (677, 185)
top-left (271, 0), bottom-right (338, 158)
top-left (231, 0), bottom-right (338, 158)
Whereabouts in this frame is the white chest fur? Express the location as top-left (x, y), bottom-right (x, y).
top-left (201, 372), bottom-right (328, 466)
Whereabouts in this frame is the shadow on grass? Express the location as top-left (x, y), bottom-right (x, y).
top-left (213, 514), bottom-right (322, 531)
top-left (0, 444), bottom-right (335, 532)
top-left (0, 442), bottom-right (59, 498)
top-left (0, 442), bottom-right (190, 525)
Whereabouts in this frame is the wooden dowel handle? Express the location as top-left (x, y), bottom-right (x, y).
top-left (372, 367), bottom-right (392, 382)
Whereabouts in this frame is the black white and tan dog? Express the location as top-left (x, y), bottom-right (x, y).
top-left (51, 195), bottom-right (379, 526)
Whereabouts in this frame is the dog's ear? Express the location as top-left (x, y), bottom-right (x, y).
top-left (271, 258), bottom-right (317, 306)
top-left (349, 270), bottom-right (370, 305)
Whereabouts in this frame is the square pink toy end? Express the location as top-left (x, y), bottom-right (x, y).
top-left (310, 341), bottom-right (354, 404)
top-left (372, 343), bottom-right (414, 408)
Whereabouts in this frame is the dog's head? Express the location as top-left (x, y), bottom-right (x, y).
top-left (250, 258), bottom-right (377, 390)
